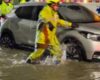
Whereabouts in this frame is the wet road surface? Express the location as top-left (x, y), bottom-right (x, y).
top-left (0, 47), bottom-right (100, 80)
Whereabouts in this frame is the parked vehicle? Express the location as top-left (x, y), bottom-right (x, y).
top-left (1, 2), bottom-right (100, 61)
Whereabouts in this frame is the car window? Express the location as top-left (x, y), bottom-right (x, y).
top-left (15, 7), bottom-right (22, 17)
top-left (67, 5), bottom-right (80, 10)
top-left (32, 6), bottom-right (43, 21)
top-left (58, 4), bottom-right (94, 23)
top-left (15, 5), bottom-right (43, 21)
top-left (15, 6), bottom-right (34, 20)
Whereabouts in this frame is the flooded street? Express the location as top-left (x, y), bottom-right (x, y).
top-left (0, 47), bottom-right (100, 80)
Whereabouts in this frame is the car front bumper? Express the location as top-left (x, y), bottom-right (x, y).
top-left (90, 40), bottom-right (100, 60)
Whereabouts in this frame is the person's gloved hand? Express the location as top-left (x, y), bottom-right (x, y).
top-left (71, 23), bottom-right (79, 28)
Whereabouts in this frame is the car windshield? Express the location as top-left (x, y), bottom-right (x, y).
top-left (58, 4), bottom-right (100, 23)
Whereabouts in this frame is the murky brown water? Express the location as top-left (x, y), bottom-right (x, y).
top-left (0, 47), bottom-right (100, 80)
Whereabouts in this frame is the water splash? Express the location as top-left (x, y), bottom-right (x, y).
top-left (12, 59), bottom-right (26, 65)
top-left (40, 56), bottom-right (61, 65)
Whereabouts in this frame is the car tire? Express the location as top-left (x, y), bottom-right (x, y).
top-left (0, 32), bottom-right (16, 48)
top-left (59, 30), bottom-right (92, 61)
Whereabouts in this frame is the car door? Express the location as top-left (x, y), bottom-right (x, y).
top-left (28, 5), bottom-right (43, 45)
top-left (16, 6), bottom-right (37, 45)
top-left (15, 6), bottom-right (38, 46)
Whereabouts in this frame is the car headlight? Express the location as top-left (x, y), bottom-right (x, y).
top-left (87, 33), bottom-right (100, 41)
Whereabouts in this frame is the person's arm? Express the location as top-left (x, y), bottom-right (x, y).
top-left (58, 18), bottom-right (72, 28)
top-left (58, 18), bottom-right (79, 28)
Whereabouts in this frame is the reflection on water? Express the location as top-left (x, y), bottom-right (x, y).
top-left (91, 72), bottom-right (100, 80)
top-left (0, 47), bottom-right (100, 80)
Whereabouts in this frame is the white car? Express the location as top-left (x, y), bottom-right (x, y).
top-left (1, 2), bottom-right (100, 61)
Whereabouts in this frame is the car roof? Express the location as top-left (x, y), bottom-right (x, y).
top-left (14, 2), bottom-right (45, 9)
top-left (15, 2), bottom-right (80, 8)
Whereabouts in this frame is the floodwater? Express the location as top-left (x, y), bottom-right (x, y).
top-left (0, 47), bottom-right (100, 80)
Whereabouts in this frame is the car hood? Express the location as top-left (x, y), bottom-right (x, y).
top-left (76, 22), bottom-right (100, 34)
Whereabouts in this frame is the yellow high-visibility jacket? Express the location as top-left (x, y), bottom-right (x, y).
top-left (1, 1), bottom-right (13, 15)
top-left (37, 5), bottom-right (72, 45)
top-left (20, 0), bottom-right (26, 4)
top-left (0, 5), bottom-right (1, 16)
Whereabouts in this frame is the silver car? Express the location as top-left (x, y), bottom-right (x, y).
top-left (1, 2), bottom-right (100, 61)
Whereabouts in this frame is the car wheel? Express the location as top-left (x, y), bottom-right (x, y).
top-left (60, 30), bottom-right (92, 61)
top-left (0, 34), bottom-right (15, 48)
top-left (62, 37), bottom-right (86, 61)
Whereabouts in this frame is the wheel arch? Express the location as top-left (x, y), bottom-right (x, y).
top-left (1, 28), bottom-right (14, 38)
top-left (59, 30), bottom-right (93, 60)
top-left (1, 28), bottom-right (16, 47)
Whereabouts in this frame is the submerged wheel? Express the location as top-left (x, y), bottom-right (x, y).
top-left (63, 37), bottom-right (87, 61)
top-left (0, 33), bottom-right (15, 48)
